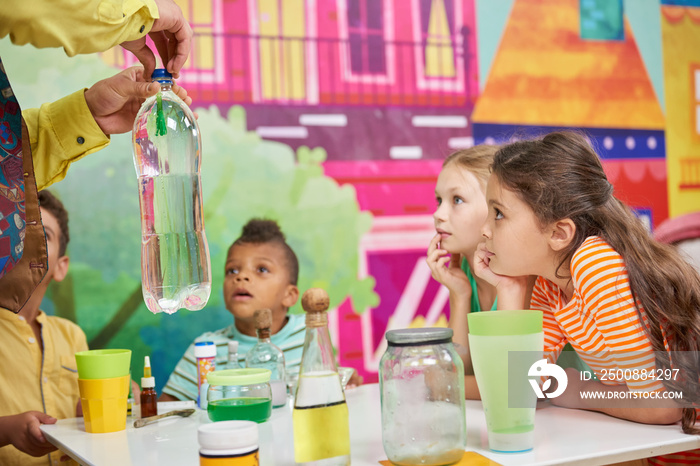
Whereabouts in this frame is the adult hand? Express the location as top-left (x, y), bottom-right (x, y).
top-left (0, 411), bottom-right (57, 457)
top-left (121, 0), bottom-right (193, 79)
top-left (426, 234), bottom-right (472, 297)
top-left (84, 66), bottom-right (193, 136)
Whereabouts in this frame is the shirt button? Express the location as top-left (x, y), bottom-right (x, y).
top-left (28, 337), bottom-right (36, 344)
top-left (77, 136), bottom-right (85, 144)
top-left (43, 377), bottom-right (48, 384)
top-left (17, 315), bottom-right (24, 321)
top-left (140, 25), bottom-right (145, 33)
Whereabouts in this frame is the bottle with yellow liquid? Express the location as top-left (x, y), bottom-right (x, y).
top-left (293, 289), bottom-right (350, 465)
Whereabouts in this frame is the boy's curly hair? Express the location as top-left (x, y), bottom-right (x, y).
top-left (38, 190), bottom-right (69, 257)
top-left (230, 219), bottom-right (299, 285)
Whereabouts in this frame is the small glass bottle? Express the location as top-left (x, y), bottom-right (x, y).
top-left (140, 356), bottom-right (158, 419)
top-left (245, 309), bottom-right (287, 408)
top-left (293, 289), bottom-right (350, 465)
top-left (379, 328), bottom-right (466, 465)
top-left (224, 341), bottom-right (242, 370)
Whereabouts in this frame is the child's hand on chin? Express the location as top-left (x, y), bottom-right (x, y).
top-left (426, 234), bottom-right (472, 296)
top-left (473, 242), bottom-right (529, 296)
top-left (473, 242), bottom-right (507, 287)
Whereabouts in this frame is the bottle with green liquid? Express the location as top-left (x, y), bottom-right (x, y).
top-left (293, 288), bottom-right (350, 465)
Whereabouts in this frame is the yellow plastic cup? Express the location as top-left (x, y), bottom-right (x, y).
top-left (79, 374), bottom-right (130, 433)
top-left (75, 349), bottom-right (131, 380)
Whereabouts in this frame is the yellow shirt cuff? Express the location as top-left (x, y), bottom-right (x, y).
top-left (25, 89), bottom-right (110, 190)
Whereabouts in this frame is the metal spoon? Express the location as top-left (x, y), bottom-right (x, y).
top-left (133, 409), bottom-right (196, 428)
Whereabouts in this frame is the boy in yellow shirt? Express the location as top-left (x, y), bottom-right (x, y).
top-left (0, 190), bottom-right (87, 465)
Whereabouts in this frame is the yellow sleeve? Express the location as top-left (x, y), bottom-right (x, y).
top-left (0, 0), bottom-right (159, 56)
top-left (23, 90), bottom-right (110, 190)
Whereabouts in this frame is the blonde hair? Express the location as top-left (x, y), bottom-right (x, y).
top-left (442, 145), bottom-right (499, 191)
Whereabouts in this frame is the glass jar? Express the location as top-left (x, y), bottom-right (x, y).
top-left (206, 368), bottom-right (272, 423)
top-left (379, 328), bottom-right (466, 465)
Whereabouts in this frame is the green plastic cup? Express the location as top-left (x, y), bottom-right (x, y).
top-left (468, 310), bottom-right (543, 453)
top-left (75, 349), bottom-right (132, 380)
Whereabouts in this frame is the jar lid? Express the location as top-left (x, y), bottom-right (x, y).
top-left (467, 310), bottom-right (543, 336)
top-left (198, 421), bottom-right (258, 451)
top-left (206, 368), bottom-right (271, 386)
top-left (385, 328), bottom-right (454, 346)
top-left (194, 341), bottom-right (217, 358)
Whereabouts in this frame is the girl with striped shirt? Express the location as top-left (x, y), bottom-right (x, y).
top-left (474, 132), bottom-right (699, 464)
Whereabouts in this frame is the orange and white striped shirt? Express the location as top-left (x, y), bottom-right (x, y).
top-left (530, 236), bottom-right (699, 464)
top-left (531, 236), bottom-right (664, 393)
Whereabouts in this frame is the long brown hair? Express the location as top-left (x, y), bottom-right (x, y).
top-left (492, 131), bottom-right (700, 433)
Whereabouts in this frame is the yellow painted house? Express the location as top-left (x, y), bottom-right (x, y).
top-left (472, 0), bottom-right (664, 130)
top-left (661, 3), bottom-right (700, 217)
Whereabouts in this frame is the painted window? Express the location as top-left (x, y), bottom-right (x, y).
top-left (347, 0), bottom-right (386, 74)
top-left (580, 0), bottom-right (624, 41)
top-left (419, 0), bottom-right (456, 78)
top-left (694, 64), bottom-right (700, 137)
top-left (173, 0), bottom-right (220, 73)
top-left (411, 0), bottom-right (465, 91)
top-left (254, 0), bottom-right (308, 101)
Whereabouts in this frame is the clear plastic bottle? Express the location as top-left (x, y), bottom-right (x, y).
top-left (224, 341), bottom-right (242, 370)
top-left (293, 289), bottom-right (350, 465)
top-left (245, 309), bottom-right (287, 408)
top-left (132, 68), bottom-right (211, 314)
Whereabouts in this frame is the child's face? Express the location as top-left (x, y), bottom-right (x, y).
top-left (223, 242), bottom-right (297, 322)
top-left (481, 174), bottom-right (552, 277)
top-left (38, 207), bottom-right (69, 286)
top-left (433, 163), bottom-right (488, 255)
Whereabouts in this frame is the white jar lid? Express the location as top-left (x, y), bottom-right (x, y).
top-left (194, 341), bottom-right (217, 358)
top-left (198, 421), bottom-right (258, 451)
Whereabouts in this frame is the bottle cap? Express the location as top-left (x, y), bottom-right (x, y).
top-left (151, 68), bottom-right (173, 79)
top-left (144, 355), bottom-right (152, 378)
top-left (385, 328), bottom-right (454, 347)
top-left (198, 421), bottom-right (258, 452)
top-left (227, 340), bottom-right (238, 354)
top-left (301, 288), bottom-right (329, 313)
top-left (141, 376), bottom-right (155, 388)
top-left (254, 309), bottom-right (273, 329)
top-left (194, 341), bottom-right (217, 358)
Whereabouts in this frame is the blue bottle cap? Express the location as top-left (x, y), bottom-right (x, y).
top-left (152, 68), bottom-right (173, 79)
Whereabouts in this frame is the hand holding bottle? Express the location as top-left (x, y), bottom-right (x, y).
top-left (85, 66), bottom-right (192, 136)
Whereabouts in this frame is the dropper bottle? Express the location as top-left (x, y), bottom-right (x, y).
top-left (140, 356), bottom-right (158, 418)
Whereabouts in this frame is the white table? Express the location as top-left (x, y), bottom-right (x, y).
top-left (42, 384), bottom-right (699, 466)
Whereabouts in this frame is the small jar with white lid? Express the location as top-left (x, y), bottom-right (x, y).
top-left (198, 420), bottom-right (259, 465)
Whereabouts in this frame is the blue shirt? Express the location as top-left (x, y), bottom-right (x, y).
top-left (162, 313), bottom-right (306, 401)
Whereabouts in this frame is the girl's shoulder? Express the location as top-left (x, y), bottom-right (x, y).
top-left (570, 236), bottom-right (625, 285)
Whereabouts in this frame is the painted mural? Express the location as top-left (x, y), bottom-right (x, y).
top-left (2, 0), bottom-right (694, 386)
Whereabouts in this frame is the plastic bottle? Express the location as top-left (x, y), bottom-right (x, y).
top-left (245, 309), bottom-right (287, 408)
top-left (140, 356), bottom-right (158, 419)
top-left (132, 68), bottom-right (211, 314)
top-left (224, 341), bottom-right (242, 370)
top-left (293, 289), bottom-right (350, 465)
top-left (195, 341), bottom-right (217, 409)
